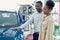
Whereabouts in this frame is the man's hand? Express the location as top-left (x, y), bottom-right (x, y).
top-left (10, 27), bottom-right (20, 30)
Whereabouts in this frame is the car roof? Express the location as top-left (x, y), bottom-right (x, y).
top-left (0, 10), bottom-right (17, 13)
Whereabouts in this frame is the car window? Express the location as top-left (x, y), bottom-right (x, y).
top-left (0, 12), bottom-right (18, 28)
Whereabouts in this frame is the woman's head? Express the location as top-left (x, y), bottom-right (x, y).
top-left (44, 1), bottom-right (55, 15)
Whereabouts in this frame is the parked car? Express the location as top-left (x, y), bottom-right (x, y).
top-left (0, 10), bottom-right (24, 40)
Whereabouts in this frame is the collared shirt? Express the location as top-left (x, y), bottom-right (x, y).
top-left (20, 12), bottom-right (44, 33)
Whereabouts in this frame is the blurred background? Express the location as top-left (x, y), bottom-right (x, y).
top-left (0, 0), bottom-right (60, 40)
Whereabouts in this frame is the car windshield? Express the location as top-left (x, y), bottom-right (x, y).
top-left (0, 12), bottom-right (18, 28)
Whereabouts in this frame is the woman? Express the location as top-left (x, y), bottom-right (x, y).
top-left (39, 1), bottom-right (55, 40)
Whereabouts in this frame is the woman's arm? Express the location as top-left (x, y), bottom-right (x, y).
top-left (47, 19), bottom-right (53, 40)
top-left (41, 26), bottom-right (47, 40)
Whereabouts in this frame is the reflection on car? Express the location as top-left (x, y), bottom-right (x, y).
top-left (0, 10), bottom-right (24, 40)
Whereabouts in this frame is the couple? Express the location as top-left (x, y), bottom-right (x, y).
top-left (12, 0), bottom-right (55, 40)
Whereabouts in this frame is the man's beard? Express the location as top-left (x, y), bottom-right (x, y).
top-left (36, 9), bottom-right (42, 13)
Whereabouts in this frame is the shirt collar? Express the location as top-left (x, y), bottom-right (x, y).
top-left (36, 11), bottom-right (43, 14)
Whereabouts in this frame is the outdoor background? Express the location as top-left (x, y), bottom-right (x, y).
top-left (0, 0), bottom-right (60, 40)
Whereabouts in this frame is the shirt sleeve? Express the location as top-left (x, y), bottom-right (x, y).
top-left (19, 14), bottom-right (34, 29)
top-left (46, 18), bottom-right (54, 40)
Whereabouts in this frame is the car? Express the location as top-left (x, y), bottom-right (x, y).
top-left (0, 10), bottom-right (24, 40)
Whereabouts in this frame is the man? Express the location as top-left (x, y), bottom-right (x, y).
top-left (12, 1), bottom-right (44, 40)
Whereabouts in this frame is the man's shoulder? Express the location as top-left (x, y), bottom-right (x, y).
top-left (29, 13), bottom-right (35, 18)
top-left (41, 12), bottom-right (44, 14)
top-left (32, 12), bottom-right (37, 16)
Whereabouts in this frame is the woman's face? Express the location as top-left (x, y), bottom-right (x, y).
top-left (43, 5), bottom-right (50, 15)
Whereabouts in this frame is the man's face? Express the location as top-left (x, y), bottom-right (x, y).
top-left (35, 3), bottom-right (42, 12)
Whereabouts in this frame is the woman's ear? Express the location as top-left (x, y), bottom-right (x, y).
top-left (49, 9), bottom-right (51, 12)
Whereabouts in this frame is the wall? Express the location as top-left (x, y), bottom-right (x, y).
top-left (58, 3), bottom-right (60, 25)
top-left (0, 0), bottom-right (34, 11)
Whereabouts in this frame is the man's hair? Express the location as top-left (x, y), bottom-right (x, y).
top-left (36, 1), bottom-right (43, 6)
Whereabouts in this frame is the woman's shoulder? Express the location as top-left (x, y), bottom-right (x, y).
top-left (46, 15), bottom-right (53, 21)
top-left (47, 15), bottom-right (53, 23)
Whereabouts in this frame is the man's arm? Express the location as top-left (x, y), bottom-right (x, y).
top-left (20, 15), bottom-right (34, 28)
top-left (11, 14), bottom-right (34, 30)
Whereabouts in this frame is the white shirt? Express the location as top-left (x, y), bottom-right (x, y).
top-left (20, 12), bottom-right (44, 33)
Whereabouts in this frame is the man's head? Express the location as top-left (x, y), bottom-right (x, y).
top-left (35, 1), bottom-right (43, 13)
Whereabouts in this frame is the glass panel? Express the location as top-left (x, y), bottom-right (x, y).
top-left (0, 12), bottom-right (18, 27)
